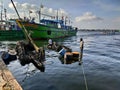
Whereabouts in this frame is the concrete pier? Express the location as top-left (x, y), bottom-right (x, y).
top-left (0, 60), bottom-right (22, 90)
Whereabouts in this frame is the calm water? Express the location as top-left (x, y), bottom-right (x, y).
top-left (0, 31), bottom-right (120, 90)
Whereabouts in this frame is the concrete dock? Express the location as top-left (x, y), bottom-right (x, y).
top-left (0, 60), bottom-right (22, 90)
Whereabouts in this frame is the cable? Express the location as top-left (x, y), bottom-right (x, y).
top-left (81, 64), bottom-right (88, 90)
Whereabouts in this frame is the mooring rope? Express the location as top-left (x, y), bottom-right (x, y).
top-left (81, 64), bottom-right (88, 90)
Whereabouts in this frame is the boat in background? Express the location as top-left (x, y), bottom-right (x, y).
top-left (0, 16), bottom-right (77, 40)
top-left (0, 1), bottom-right (77, 41)
top-left (0, 4), bottom-right (25, 41)
top-left (17, 4), bottom-right (77, 40)
top-left (20, 18), bottom-right (77, 40)
top-left (0, 19), bottom-right (25, 40)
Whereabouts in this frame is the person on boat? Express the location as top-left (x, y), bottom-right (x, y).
top-left (48, 39), bottom-right (53, 48)
top-left (31, 17), bottom-right (35, 23)
top-left (79, 38), bottom-right (84, 65)
top-left (52, 41), bottom-right (57, 50)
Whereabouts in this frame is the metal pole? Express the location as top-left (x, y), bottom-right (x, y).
top-left (4, 8), bottom-right (7, 21)
top-left (0, 0), bottom-right (3, 21)
top-left (11, 0), bottom-right (21, 19)
top-left (11, 0), bottom-right (41, 52)
top-left (39, 4), bottom-right (43, 23)
top-left (39, 10), bottom-right (40, 23)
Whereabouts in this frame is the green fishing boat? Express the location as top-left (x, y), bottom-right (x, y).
top-left (0, 0), bottom-right (77, 40)
top-left (19, 18), bottom-right (77, 40)
top-left (0, 20), bottom-right (25, 41)
top-left (0, 18), bottom-right (77, 41)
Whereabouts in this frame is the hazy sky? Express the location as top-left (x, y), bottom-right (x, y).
top-left (1, 0), bottom-right (120, 29)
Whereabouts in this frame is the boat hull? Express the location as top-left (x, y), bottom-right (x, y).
top-left (0, 22), bottom-right (77, 41)
top-left (23, 22), bottom-right (77, 39)
top-left (0, 30), bottom-right (25, 41)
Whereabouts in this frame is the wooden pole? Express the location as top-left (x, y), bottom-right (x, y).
top-left (79, 38), bottom-right (84, 65)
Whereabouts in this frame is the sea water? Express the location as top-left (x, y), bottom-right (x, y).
top-left (0, 30), bottom-right (120, 90)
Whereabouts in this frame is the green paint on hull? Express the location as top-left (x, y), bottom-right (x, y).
top-left (23, 22), bottom-right (77, 39)
top-left (0, 30), bottom-right (25, 41)
top-left (0, 21), bottom-right (77, 41)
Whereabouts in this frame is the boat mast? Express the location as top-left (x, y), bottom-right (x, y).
top-left (39, 4), bottom-right (43, 23)
top-left (4, 8), bottom-right (7, 21)
top-left (0, 0), bottom-right (3, 21)
top-left (56, 9), bottom-right (58, 21)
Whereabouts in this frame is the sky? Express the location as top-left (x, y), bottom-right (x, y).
top-left (1, 0), bottom-right (120, 29)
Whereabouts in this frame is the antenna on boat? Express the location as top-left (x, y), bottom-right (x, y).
top-left (4, 8), bottom-right (7, 21)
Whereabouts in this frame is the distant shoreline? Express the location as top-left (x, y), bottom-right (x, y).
top-left (78, 29), bottom-right (119, 32)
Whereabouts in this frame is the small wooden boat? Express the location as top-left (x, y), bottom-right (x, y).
top-left (47, 43), bottom-right (79, 64)
top-left (61, 51), bottom-right (80, 64)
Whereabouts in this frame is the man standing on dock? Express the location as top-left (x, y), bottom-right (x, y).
top-left (79, 38), bottom-right (84, 65)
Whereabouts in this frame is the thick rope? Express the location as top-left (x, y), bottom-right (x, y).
top-left (81, 64), bottom-right (88, 90)
top-left (79, 41), bottom-right (88, 90)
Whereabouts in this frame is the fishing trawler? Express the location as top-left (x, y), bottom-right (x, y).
top-left (17, 4), bottom-right (77, 40)
top-left (0, 20), bottom-right (25, 40)
top-left (0, 3), bottom-right (24, 41)
top-left (0, 1), bottom-right (77, 40)
top-left (19, 18), bottom-right (77, 39)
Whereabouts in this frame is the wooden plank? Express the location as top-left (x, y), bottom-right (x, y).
top-left (0, 60), bottom-right (22, 90)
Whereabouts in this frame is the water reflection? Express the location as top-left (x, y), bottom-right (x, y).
top-left (1, 31), bottom-right (120, 90)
